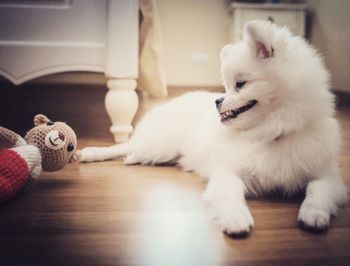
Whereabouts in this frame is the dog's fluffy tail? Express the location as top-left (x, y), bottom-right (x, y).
top-left (80, 143), bottom-right (129, 163)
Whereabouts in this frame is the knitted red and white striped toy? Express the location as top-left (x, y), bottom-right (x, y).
top-left (0, 114), bottom-right (80, 204)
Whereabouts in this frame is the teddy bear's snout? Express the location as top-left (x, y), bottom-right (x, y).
top-left (45, 130), bottom-right (66, 150)
top-left (58, 132), bottom-right (65, 141)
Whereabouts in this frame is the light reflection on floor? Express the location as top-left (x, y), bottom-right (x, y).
top-left (135, 184), bottom-right (234, 266)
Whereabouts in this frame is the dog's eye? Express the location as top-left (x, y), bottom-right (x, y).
top-left (235, 80), bottom-right (246, 90)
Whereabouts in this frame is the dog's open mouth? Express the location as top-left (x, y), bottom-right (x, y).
top-left (220, 99), bottom-right (258, 122)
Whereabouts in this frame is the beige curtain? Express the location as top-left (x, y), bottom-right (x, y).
top-left (138, 0), bottom-right (167, 98)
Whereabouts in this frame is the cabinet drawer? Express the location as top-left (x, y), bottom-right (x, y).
top-left (230, 3), bottom-right (306, 42)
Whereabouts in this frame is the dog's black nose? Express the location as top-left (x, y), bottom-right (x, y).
top-left (215, 97), bottom-right (225, 109)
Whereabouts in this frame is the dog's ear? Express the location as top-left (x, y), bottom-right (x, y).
top-left (220, 44), bottom-right (235, 63)
top-left (244, 20), bottom-right (274, 59)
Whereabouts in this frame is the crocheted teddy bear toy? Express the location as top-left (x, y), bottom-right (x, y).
top-left (0, 114), bottom-right (79, 204)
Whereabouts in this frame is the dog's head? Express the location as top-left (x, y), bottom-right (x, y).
top-left (217, 20), bottom-right (334, 139)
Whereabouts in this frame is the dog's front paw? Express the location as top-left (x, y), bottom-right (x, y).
top-left (213, 204), bottom-right (254, 237)
top-left (298, 203), bottom-right (330, 231)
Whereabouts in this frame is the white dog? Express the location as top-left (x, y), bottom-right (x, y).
top-left (81, 20), bottom-right (348, 236)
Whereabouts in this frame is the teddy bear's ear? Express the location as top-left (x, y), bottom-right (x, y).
top-left (34, 114), bottom-right (50, 126)
top-left (69, 150), bottom-right (81, 164)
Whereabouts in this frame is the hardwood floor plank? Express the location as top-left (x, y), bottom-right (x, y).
top-left (0, 92), bottom-right (349, 266)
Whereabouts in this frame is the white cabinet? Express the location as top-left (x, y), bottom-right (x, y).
top-left (230, 3), bottom-right (307, 42)
top-left (0, 0), bottom-right (139, 143)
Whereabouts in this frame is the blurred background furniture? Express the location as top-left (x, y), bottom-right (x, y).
top-left (230, 2), bottom-right (307, 41)
top-left (0, 0), bottom-right (139, 143)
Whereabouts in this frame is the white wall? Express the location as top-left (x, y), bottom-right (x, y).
top-left (157, 0), bottom-right (231, 87)
top-left (158, 0), bottom-right (350, 91)
top-left (306, 0), bottom-right (350, 92)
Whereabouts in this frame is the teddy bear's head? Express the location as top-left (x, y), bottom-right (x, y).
top-left (25, 114), bottom-right (79, 171)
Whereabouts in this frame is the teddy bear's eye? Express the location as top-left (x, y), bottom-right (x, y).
top-left (47, 121), bottom-right (54, 126)
top-left (67, 143), bottom-right (74, 152)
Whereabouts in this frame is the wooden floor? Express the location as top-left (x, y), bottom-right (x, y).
top-left (0, 102), bottom-right (350, 265)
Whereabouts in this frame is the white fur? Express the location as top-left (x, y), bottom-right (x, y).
top-left (81, 20), bottom-right (348, 235)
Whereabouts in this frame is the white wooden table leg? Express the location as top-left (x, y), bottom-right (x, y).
top-left (104, 0), bottom-right (139, 143)
top-left (105, 79), bottom-right (138, 143)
